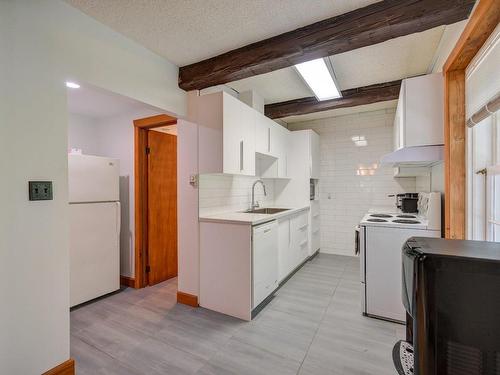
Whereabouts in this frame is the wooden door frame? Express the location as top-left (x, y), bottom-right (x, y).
top-left (133, 114), bottom-right (177, 288)
top-left (443, 0), bottom-right (499, 239)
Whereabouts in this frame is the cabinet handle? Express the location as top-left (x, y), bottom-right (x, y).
top-left (299, 224), bottom-right (308, 231)
top-left (285, 156), bottom-right (287, 177)
top-left (240, 140), bottom-right (244, 171)
top-left (263, 228), bottom-right (271, 233)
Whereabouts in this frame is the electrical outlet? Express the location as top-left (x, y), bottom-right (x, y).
top-left (29, 181), bottom-right (53, 201)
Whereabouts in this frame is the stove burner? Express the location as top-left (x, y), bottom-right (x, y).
top-left (397, 215), bottom-right (417, 219)
top-left (392, 219), bottom-right (421, 224)
top-left (370, 214), bottom-right (393, 218)
top-left (367, 218), bottom-right (388, 222)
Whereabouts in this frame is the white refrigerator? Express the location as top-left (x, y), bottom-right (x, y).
top-left (68, 154), bottom-right (121, 307)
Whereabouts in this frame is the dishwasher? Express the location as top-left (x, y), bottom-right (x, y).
top-left (252, 220), bottom-right (279, 309)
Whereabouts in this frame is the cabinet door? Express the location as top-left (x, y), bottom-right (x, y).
top-left (255, 113), bottom-right (271, 155)
top-left (269, 121), bottom-right (281, 158)
top-left (291, 212), bottom-right (309, 268)
top-left (242, 105), bottom-right (256, 176)
top-left (393, 100), bottom-right (402, 150)
top-left (310, 131), bottom-right (320, 179)
top-left (310, 202), bottom-right (320, 255)
top-left (223, 94), bottom-right (255, 176)
top-left (404, 73), bottom-right (444, 147)
top-left (276, 125), bottom-right (289, 178)
top-left (278, 218), bottom-right (291, 282)
top-left (253, 221), bottom-right (278, 308)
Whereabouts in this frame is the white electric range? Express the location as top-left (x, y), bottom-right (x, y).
top-left (358, 192), bottom-right (441, 323)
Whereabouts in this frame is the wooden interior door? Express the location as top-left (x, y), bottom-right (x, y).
top-left (147, 130), bottom-right (177, 285)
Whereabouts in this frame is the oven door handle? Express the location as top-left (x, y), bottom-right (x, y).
top-left (355, 225), bottom-right (360, 255)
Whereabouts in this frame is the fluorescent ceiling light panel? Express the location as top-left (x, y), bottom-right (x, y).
top-left (66, 81), bottom-right (80, 89)
top-left (295, 58), bottom-right (341, 101)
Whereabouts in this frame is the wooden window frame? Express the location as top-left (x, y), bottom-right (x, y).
top-left (443, 0), bottom-right (500, 239)
top-left (133, 114), bottom-right (177, 288)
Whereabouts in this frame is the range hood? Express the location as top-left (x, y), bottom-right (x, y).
top-left (380, 145), bottom-right (444, 166)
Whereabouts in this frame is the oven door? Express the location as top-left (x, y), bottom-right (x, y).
top-left (357, 225), bottom-right (367, 314)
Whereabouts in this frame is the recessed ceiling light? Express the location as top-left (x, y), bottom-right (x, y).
top-left (65, 81), bottom-right (80, 89)
top-left (295, 58), bottom-right (341, 101)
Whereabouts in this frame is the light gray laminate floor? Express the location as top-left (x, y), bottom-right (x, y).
top-left (71, 254), bottom-right (404, 374)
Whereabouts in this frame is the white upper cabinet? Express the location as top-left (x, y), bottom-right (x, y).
top-left (255, 113), bottom-right (273, 156)
top-left (393, 73), bottom-right (444, 150)
top-left (190, 91), bottom-right (255, 176)
top-left (274, 124), bottom-right (289, 178)
top-left (309, 130), bottom-right (320, 179)
top-left (190, 91), bottom-right (292, 178)
top-left (255, 112), bottom-right (290, 179)
top-left (223, 94), bottom-right (256, 176)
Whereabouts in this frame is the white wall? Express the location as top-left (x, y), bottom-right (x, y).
top-left (289, 109), bottom-right (417, 255)
top-left (0, 1), bottom-right (185, 374)
top-left (177, 120), bottom-right (200, 297)
top-left (67, 113), bottom-right (100, 154)
top-left (430, 162), bottom-right (445, 193)
top-left (199, 175), bottom-right (275, 216)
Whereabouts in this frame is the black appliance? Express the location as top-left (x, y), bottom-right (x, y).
top-left (396, 237), bottom-right (500, 375)
top-left (401, 197), bottom-right (418, 213)
top-left (310, 179), bottom-right (316, 201)
top-left (397, 193), bottom-right (418, 213)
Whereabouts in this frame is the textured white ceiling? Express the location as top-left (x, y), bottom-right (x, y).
top-left (229, 26), bottom-right (447, 105)
top-left (330, 27), bottom-right (445, 90)
top-left (65, 0), bottom-right (378, 66)
top-left (67, 83), bottom-right (163, 118)
top-left (228, 67), bottom-right (311, 104)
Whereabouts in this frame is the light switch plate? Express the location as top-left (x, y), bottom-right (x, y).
top-left (29, 181), bottom-right (53, 201)
top-left (189, 174), bottom-right (198, 187)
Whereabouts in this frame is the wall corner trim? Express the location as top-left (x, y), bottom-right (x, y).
top-left (120, 275), bottom-right (136, 288)
top-left (42, 358), bottom-right (75, 375)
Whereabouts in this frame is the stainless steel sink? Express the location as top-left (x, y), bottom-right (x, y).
top-left (242, 208), bottom-right (290, 214)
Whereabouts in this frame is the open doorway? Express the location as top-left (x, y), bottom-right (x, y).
top-left (133, 115), bottom-right (178, 288)
top-left (66, 82), bottom-right (172, 306)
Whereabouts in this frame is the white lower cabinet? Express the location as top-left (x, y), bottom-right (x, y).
top-left (252, 221), bottom-right (279, 308)
top-left (278, 210), bottom-right (309, 282)
top-left (292, 212), bottom-right (309, 264)
top-left (309, 200), bottom-right (320, 255)
top-left (199, 209), bottom-right (310, 321)
top-left (278, 219), bottom-right (291, 282)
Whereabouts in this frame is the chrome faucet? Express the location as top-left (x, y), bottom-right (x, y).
top-left (251, 179), bottom-right (267, 210)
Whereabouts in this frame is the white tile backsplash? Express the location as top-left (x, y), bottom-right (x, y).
top-left (289, 108), bottom-right (417, 256)
top-left (199, 174), bottom-right (275, 216)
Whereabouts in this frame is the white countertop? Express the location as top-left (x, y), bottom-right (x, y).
top-left (199, 206), bottom-right (310, 225)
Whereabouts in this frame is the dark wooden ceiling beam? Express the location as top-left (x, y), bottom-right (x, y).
top-left (264, 80), bottom-right (402, 119)
top-left (179, 0), bottom-right (475, 91)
